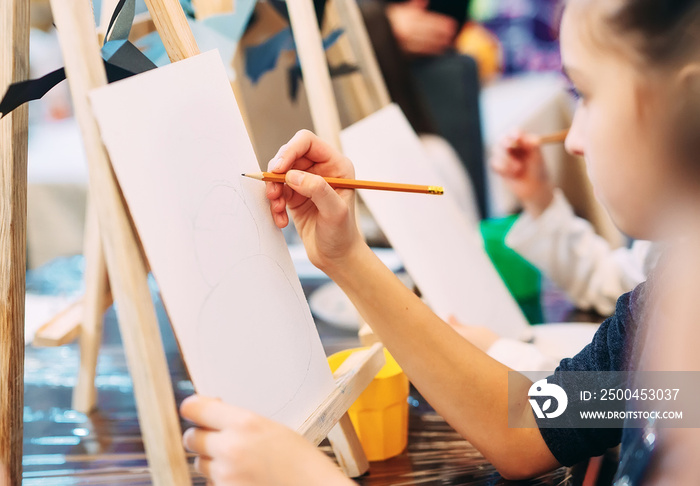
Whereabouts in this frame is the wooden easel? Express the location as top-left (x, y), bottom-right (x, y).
top-left (34, 0), bottom-right (393, 395)
top-left (3, 0), bottom-right (384, 484)
top-left (0, 0), bottom-right (29, 483)
top-left (33, 0), bottom-right (392, 343)
top-left (33, 0), bottom-right (395, 370)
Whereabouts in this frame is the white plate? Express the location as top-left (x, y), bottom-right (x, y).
top-left (309, 272), bottom-right (414, 330)
top-left (308, 281), bottom-right (359, 330)
top-left (531, 322), bottom-right (601, 361)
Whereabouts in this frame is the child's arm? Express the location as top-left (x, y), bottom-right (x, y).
top-left (264, 130), bottom-right (560, 479)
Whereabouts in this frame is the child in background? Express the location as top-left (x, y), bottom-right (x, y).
top-left (180, 0), bottom-right (700, 484)
top-left (491, 130), bottom-right (658, 316)
top-left (446, 130), bottom-right (663, 372)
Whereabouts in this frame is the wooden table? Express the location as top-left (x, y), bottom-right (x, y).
top-left (21, 263), bottom-right (595, 485)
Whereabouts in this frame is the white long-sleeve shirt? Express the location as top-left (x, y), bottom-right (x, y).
top-left (505, 189), bottom-right (656, 316)
top-left (484, 190), bottom-right (659, 372)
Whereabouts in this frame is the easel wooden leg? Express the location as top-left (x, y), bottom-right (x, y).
top-left (32, 289), bottom-right (112, 347)
top-left (72, 196), bottom-right (110, 413)
top-left (333, 0), bottom-right (391, 108)
top-left (49, 0), bottom-right (190, 483)
top-left (32, 200), bottom-right (113, 349)
top-left (286, 0), bottom-right (343, 148)
top-left (326, 0), bottom-right (391, 119)
top-left (327, 414), bottom-right (370, 478)
top-left (0, 0), bottom-right (29, 482)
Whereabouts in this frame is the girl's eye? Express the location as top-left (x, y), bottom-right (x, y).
top-left (567, 86), bottom-right (583, 100)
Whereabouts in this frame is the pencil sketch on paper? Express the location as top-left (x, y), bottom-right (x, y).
top-left (192, 183), bottom-right (261, 288)
top-left (89, 50), bottom-right (335, 429)
top-left (196, 253), bottom-right (313, 418)
top-left (190, 183), bottom-right (313, 419)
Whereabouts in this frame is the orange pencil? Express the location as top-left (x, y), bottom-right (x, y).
top-left (537, 128), bottom-right (570, 145)
top-left (509, 128), bottom-right (570, 150)
top-left (242, 172), bottom-right (444, 195)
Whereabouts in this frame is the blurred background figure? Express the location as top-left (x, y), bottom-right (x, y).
top-left (358, 0), bottom-right (489, 218)
top-left (28, 0), bottom-right (72, 123)
top-left (357, 0), bottom-right (569, 221)
top-left (469, 0), bottom-right (562, 76)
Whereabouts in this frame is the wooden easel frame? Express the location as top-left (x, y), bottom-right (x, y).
top-left (2, 0), bottom-right (386, 483)
top-left (32, 0), bottom-right (395, 383)
top-left (32, 0), bottom-right (394, 399)
top-left (0, 0), bottom-right (29, 482)
top-left (33, 0), bottom-right (393, 346)
top-left (30, 0), bottom-right (396, 379)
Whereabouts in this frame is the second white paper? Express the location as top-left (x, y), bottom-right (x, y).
top-left (342, 104), bottom-right (530, 339)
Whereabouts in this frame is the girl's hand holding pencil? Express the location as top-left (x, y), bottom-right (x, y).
top-left (264, 130), bottom-right (367, 274)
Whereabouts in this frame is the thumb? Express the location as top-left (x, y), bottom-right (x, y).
top-left (285, 170), bottom-right (347, 216)
top-left (519, 133), bottom-right (541, 151)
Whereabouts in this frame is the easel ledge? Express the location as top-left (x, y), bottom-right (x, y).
top-left (301, 342), bottom-right (384, 445)
top-left (302, 342), bottom-right (385, 477)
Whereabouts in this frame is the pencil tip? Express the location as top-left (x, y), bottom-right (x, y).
top-left (242, 172), bottom-right (265, 181)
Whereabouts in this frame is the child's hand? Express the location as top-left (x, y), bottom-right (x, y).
top-left (447, 316), bottom-right (499, 352)
top-left (265, 130), bottom-right (365, 274)
top-left (491, 132), bottom-right (555, 217)
top-left (386, 0), bottom-right (458, 56)
top-left (181, 395), bottom-right (352, 486)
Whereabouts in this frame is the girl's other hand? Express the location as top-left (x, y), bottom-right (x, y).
top-left (265, 130), bottom-right (365, 273)
top-left (181, 395), bottom-right (351, 486)
top-left (491, 131), bottom-right (554, 218)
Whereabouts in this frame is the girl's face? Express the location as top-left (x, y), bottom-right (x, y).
top-left (560, 1), bottom-right (688, 240)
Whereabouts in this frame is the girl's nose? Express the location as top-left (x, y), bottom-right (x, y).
top-left (565, 108), bottom-right (585, 157)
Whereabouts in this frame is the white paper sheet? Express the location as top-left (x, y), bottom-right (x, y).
top-left (89, 50), bottom-right (335, 428)
top-left (341, 104), bottom-right (529, 339)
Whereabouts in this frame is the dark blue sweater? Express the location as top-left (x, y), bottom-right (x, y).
top-left (537, 285), bottom-right (646, 467)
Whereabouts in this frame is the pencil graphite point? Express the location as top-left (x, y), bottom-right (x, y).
top-left (242, 173), bottom-right (265, 181)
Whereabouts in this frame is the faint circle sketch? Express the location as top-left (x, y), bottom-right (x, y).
top-left (196, 254), bottom-right (313, 419)
top-left (193, 184), bottom-right (260, 287)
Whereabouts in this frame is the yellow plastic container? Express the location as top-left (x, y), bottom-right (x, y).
top-left (327, 347), bottom-right (409, 461)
